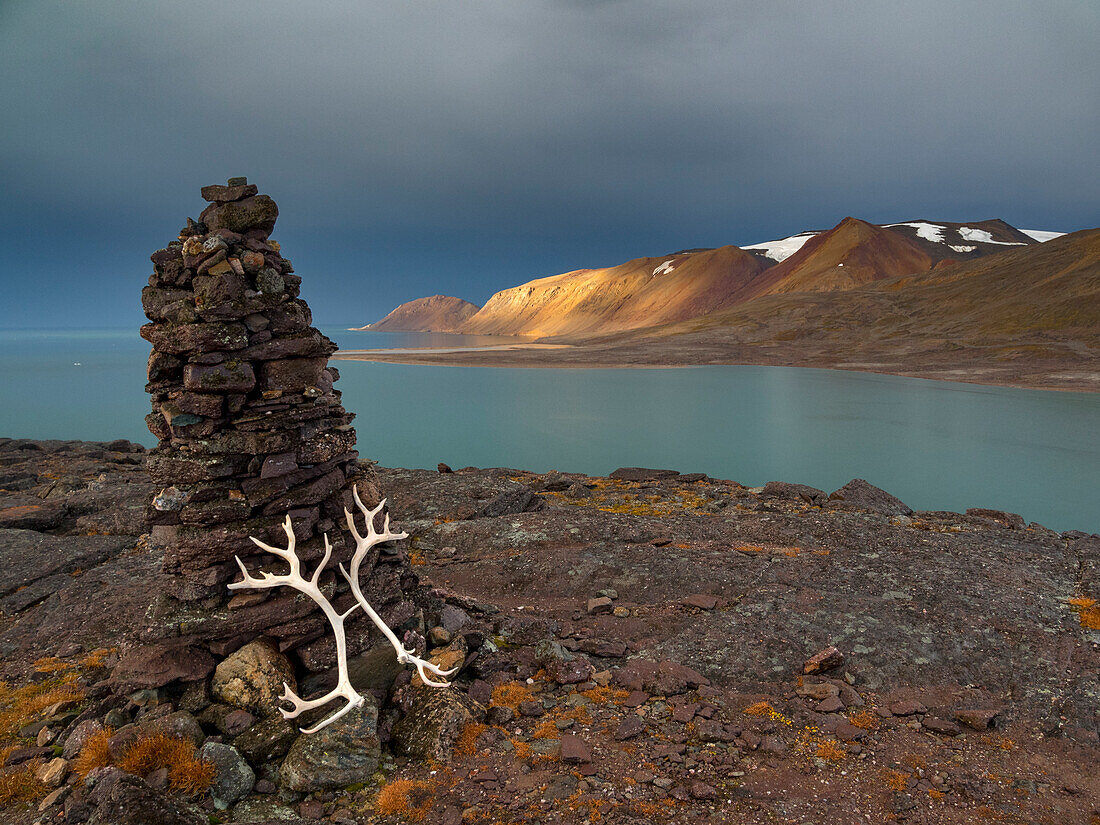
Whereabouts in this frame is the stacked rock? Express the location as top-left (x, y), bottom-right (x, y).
top-left (140, 179), bottom-right (374, 616)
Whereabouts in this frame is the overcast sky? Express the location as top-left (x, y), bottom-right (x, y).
top-left (1, 0), bottom-right (1097, 328)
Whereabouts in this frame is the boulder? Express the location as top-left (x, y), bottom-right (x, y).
top-left (232, 716), bottom-right (298, 764)
top-left (613, 659), bottom-right (710, 695)
top-left (211, 637), bottom-right (296, 718)
top-left (391, 686), bottom-right (474, 762)
top-left (197, 742), bottom-right (255, 810)
top-left (85, 767), bottom-right (206, 825)
top-left (200, 194), bottom-right (279, 234)
top-left (278, 701), bottom-right (380, 792)
top-left (761, 481), bottom-right (826, 505)
top-left (828, 478), bottom-right (912, 516)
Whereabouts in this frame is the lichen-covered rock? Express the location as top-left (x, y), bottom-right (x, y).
top-left (828, 478), bottom-right (912, 515)
top-left (200, 194), bottom-right (279, 234)
top-left (85, 767), bottom-right (206, 825)
top-left (211, 638), bottom-right (296, 718)
top-left (232, 715), bottom-right (298, 764)
top-left (197, 741), bottom-right (255, 809)
top-left (391, 686), bottom-right (474, 762)
top-left (278, 701), bottom-right (380, 792)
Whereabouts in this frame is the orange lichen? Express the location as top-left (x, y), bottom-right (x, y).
top-left (743, 700), bottom-right (792, 726)
top-left (375, 778), bottom-right (436, 821)
top-left (532, 719), bottom-right (560, 740)
top-left (815, 739), bottom-right (846, 761)
top-left (489, 682), bottom-right (531, 711)
top-left (1068, 596), bottom-right (1100, 630)
top-left (847, 709), bottom-right (879, 730)
top-left (884, 770), bottom-right (910, 792)
top-left (454, 722), bottom-right (488, 757)
top-left (72, 728), bottom-right (114, 778)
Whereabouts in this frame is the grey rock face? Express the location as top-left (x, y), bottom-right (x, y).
top-left (278, 701), bottom-right (381, 792)
top-left (198, 741), bottom-right (255, 810)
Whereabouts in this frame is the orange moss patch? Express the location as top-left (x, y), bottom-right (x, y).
top-left (32, 657), bottom-right (73, 674)
top-left (532, 719), bottom-right (560, 740)
top-left (735, 544), bottom-right (803, 557)
top-left (75, 731), bottom-right (213, 793)
top-left (489, 681), bottom-right (531, 711)
top-left (72, 728), bottom-right (114, 778)
top-left (847, 709), bottom-right (879, 730)
top-left (79, 648), bottom-right (116, 669)
top-left (0, 759), bottom-right (47, 806)
top-left (884, 769), bottom-right (910, 792)
top-left (1068, 596), bottom-right (1100, 630)
top-left (0, 677), bottom-right (85, 738)
top-left (580, 686), bottom-right (630, 705)
top-left (454, 722), bottom-right (487, 758)
top-left (815, 739), bottom-right (846, 761)
top-left (743, 700), bottom-right (792, 726)
top-left (375, 778), bottom-right (436, 821)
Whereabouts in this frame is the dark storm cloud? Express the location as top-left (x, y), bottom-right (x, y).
top-left (0, 0), bottom-right (1096, 326)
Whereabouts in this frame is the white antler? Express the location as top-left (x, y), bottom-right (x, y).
top-left (229, 516), bottom-right (365, 733)
top-left (343, 486), bottom-right (458, 688)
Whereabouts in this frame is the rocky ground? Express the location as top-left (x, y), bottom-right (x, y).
top-left (1, 438), bottom-right (1098, 824)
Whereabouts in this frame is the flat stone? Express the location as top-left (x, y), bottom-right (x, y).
top-left (889, 699), bottom-right (928, 716)
top-left (683, 593), bottom-right (719, 611)
top-left (587, 596), bottom-right (613, 615)
top-left (803, 646), bottom-right (844, 674)
top-left (955, 708), bottom-right (1000, 730)
top-left (610, 467), bottom-right (680, 481)
top-left (201, 183), bottom-right (259, 203)
top-left (559, 733), bottom-right (591, 764)
top-left (182, 361), bottom-right (255, 393)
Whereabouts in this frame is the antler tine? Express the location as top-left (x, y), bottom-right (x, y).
top-left (310, 533), bottom-right (333, 587)
top-left (230, 519), bottom-right (368, 733)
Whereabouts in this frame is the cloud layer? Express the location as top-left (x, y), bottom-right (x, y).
top-left (1, 0), bottom-right (1096, 326)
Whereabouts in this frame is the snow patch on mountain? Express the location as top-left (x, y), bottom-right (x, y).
top-left (886, 222), bottom-right (946, 243)
top-left (1020, 229), bottom-right (1066, 243)
top-left (958, 227), bottom-right (1026, 246)
top-left (740, 232), bottom-right (818, 262)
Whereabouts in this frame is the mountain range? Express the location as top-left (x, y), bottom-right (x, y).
top-left (346, 217), bottom-right (1098, 390)
top-left (362, 217), bottom-right (1062, 337)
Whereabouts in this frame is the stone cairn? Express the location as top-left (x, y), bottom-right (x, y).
top-left (139, 178), bottom-right (429, 676)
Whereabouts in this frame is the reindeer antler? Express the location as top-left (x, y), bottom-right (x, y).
top-left (343, 486), bottom-right (459, 688)
top-left (229, 517), bottom-right (365, 733)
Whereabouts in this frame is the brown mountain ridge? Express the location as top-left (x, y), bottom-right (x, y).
top-left (355, 294), bottom-right (481, 332)
top-left (384, 216), bottom-right (1050, 339)
top-left (338, 228), bottom-right (1099, 391)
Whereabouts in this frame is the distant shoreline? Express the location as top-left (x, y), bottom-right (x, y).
top-left (332, 345), bottom-right (1100, 393)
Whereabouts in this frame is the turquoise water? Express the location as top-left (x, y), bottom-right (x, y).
top-left (1, 328), bottom-right (1097, 534)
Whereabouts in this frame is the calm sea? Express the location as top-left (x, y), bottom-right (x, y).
top-left (1, 328), bottom-right (1097, 534)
